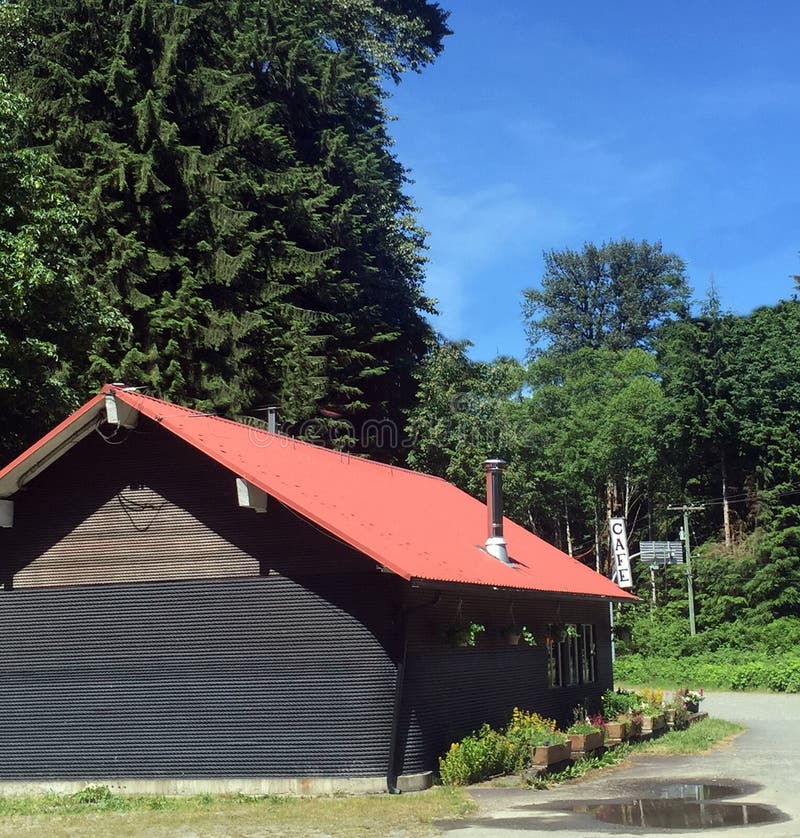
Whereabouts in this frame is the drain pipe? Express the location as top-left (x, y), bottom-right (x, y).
top-left (386, 592), bottom-right (441, 794)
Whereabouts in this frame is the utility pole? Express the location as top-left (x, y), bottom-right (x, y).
top-left (668, 504), bottom-right (704, 636)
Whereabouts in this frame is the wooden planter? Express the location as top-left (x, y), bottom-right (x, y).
top-left (529, 741), bottom-right (572, 766)
top-left (567, 730), bottom-right (604, 755)
top-left (604, 721), bottom-right (629, 744)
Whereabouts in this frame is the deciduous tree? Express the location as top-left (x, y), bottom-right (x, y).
top-left (0, 78), bottom-right (113, 458)
top-left (523, 239), bottom-right (690, 356)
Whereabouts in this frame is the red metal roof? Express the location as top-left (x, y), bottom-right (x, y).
top-left (0, 387), bottom-right (636, 601)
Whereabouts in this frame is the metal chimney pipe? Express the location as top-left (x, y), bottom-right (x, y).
top-left (483, 458), bottom-right (511, 564)
top-left (267, 407), bottom-right (278, 434)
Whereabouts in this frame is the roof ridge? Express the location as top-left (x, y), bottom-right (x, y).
top-left (108, 386), bottom-right (449, 484)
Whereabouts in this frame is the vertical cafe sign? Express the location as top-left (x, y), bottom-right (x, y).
top-left (609, 517), bottom-right (633, 589)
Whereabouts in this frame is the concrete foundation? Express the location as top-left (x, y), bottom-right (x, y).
top-left (0, 772), bottom-right (434, 798)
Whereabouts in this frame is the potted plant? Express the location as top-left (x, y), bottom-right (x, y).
top-left (565, 720), bottom-right (604, 755)
top-left (677, 688), bottom-right (705, 714)
top-left (640, 710), bottom-right (666, 738)
top-left (526, 729), bottom-right (572, 766)
top-left (663, 696), bottom-right (690, 730)
top-left (446, 621), bottom-right (485, 647)
top-left (501, 624), bottom-right (537, 646)
top-left (622, 712), bottom-right (644, 741)
top-left (549, 623), bottom-right (578, 642)
top-left (639, 697), bottom-right (666, 738)
top-left (504, 707), bottom-right (571, 769)
top-left (603, 717), bottom-right (630, 744)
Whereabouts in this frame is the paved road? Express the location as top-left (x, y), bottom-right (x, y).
top-left (435, 692), bottom-right (800, 837)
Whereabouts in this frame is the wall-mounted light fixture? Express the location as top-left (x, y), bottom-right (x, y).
top-left (0, 499), bottom-right (13, 528)
top-left (236, 477), bottom-right (268, 513)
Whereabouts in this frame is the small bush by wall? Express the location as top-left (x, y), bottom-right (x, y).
top-left (439, 709), bottom-right (565, 785)
top-left (438, 724), bottom-right (516, 786)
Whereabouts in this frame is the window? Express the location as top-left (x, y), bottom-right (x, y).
top-left (581, 623), bottom-right (597, 683)
top-left (547, 623), bottom-right (596, 688)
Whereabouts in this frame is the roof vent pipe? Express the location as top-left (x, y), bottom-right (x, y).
top-left (484, 458), bottom-right (512, 564)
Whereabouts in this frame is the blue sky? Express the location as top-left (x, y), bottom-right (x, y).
top-left (387, 1), bottom-right (800, 361)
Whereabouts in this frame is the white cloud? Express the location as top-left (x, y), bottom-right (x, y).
top-left (412, 181), bottom-right (577, 347)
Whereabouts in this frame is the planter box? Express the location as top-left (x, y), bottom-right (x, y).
top-left (604, 721), bottom-right (629, 744)
top-left (641, 713), bottom-right (666, 738)
top-left (567, 730), bottom-right (604, 755)
top-left (529, 741), bottom-right (572, 766)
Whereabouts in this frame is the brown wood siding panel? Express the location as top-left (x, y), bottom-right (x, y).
top-left (398, 592), bottom-right (612, 774)
top-left (1, 421), bottom-right (374, 589)
top-left (0, 576), bottom-right (399, 779)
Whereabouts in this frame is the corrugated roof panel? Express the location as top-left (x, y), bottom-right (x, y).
top-left (0, 387), bottom-right (636, 602)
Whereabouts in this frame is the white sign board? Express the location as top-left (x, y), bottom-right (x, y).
top-left (609, 517), bottom-right (633, 589)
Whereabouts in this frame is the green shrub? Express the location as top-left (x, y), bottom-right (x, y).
top-left (439, 708), bottom-right (565, 785)
top-left (438, 724), bottom-right (515, 786)
top-left (765, 660), bottom-right (800, 692)
top-left (601, 688), bottom-right (646, 719)
top-left (504, 708), bottom-right (565, 756)
top-left (615, 652), bottom-right (800, 693)
top-left (692, 662), bottom-right (729, 687)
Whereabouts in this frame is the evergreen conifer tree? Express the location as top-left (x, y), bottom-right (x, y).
top-left (8, 0), bottom-right (448, 454)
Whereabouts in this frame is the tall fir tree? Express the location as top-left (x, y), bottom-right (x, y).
top-left (7, 0), bottom-right (448, 455)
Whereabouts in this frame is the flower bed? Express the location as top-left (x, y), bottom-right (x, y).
top-left (438, 689), bottom-right (712, 786)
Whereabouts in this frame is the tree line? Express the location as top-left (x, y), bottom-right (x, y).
top-left (407, 239), bottom-right (800, 633)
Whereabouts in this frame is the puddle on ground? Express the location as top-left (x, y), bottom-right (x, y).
top-left (573, 780), bottom-right (784, 830)
top-left (577, 799), bottom-right (780, 829)
top-left (437, 779), bottom-right (788, 833)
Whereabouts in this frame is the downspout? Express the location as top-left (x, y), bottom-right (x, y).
top-left (386, 591), bottom-right (441, 794)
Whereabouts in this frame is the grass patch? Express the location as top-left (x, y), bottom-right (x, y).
top-left (0, 786), bottom-right (475, 838)
top-left (638, 717), bottom-right (744, 755)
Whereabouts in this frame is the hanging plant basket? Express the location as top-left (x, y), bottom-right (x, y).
top-left (501, 624), bottom-right (536, 647)
top-left (446, 622), bottom-right (485, 647)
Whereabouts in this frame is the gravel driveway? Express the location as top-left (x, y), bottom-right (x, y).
top-left (436, 692), bottom-right (800, 837)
